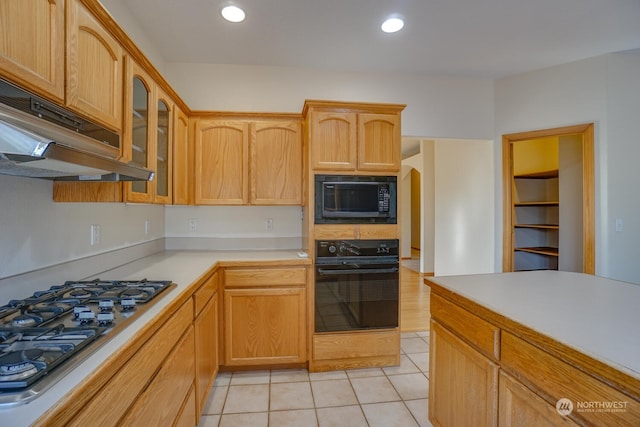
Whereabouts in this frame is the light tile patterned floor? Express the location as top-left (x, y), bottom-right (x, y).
top-left (198, 331), bottom-right (433, 427)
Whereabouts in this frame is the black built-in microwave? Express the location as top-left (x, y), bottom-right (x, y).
top-left (314, 174), bottom-right (397, 224)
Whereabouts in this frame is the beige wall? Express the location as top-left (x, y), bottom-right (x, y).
top-left (496, 51), bottom-right (640, 283)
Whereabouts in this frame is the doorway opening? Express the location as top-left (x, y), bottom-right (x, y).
top-left (502, 123), bottom-right (595, 273)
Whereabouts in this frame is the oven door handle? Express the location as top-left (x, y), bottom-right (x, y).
top-left (317, 267), bottom-right (399, 275)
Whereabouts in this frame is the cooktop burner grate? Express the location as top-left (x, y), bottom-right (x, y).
top-left (0, 279), bottom-right (175, 406)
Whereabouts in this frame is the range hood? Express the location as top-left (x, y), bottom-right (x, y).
top-left (0, 79), bottom-right (154, 181)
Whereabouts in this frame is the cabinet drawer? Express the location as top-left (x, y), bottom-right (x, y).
top-left (194, 271), bottom-right (218, 315)
top-left (314, 225), bottom-right (357, 240)
top-left (69, 301), bottom-right (193, 425)
top-left (358, 224), bottom-right (398, 239)
top-left (499, 371), bottom-right (579, 427)
top-left (224, 267), bottom-right (306, 287)
top-left (121, 327), bottom-right (196, 426)
top-left (175, 385), bottom-right (197, 427)
top-left (313, 224), bottom-right (398, 240)
top-left (313, 330), bottom-right (399, 361)
top-left (431, 293), bottom-right (500, 360)
top-left (501, 332), bottom-right (640, 426)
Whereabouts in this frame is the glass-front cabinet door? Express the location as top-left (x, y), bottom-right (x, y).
top-left (123, 56), bottom-right (174, 204)
top-left (130, 75), bottom-right (151, 197)
top-left (154, 92), bottom-right (172, 204)
top-left (124, 56), bottom-right (155, 203)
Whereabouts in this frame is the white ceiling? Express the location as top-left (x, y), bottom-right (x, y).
top-left (119, 0), bottom-right (640, 79)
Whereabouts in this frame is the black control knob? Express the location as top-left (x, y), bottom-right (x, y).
top-left (328, 245), bottom-right (337, 254)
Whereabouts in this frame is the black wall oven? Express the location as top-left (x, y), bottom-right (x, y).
top-left (314, 175), bottom-right (397, 224)
top-left (314, 239), bottom-right (399, 333)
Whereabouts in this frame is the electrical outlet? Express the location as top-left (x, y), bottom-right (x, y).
top-left (90, 224), bottom-right (101, 246)
top-left (265, 218), bottom-right (273, 231)
top-left (615, 218), bottom-right (623, 232)
top-left (144, 220), bottom-right (151, 235)
top-left (188, 219), bottom-right (198, 232)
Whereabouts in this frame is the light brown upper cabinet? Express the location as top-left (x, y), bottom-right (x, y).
top-left (250, 120), bottom-right (302, 205)
top-left (309, 111), bottom-right (358, 170)
top-left (0, 0), bottom-right (65, 102)
top-left (194, 116), bottom-right (303, 205)
top-left (173, 106), bottom-right (192, 205)
top-left (123, 57), bottom-right (173, 204)
top-left (358, 113), bottom-right (401, 171)
top-left (194, 119), bottom-right (250, 205)
top-left (304, 100), bottom-right (405, 173)
top-left (124, 59), bottom-right (155, 203)
top-left (154, 88), bottom-right (173, 204)
top-left (66, 0), bottom-right (123, 131)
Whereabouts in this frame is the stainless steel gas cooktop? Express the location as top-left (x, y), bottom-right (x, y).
top-left (0, 279), bottom-right (175, 407)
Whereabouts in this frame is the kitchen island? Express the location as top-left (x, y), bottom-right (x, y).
top-left (1, 249), bottom-right (310, 426)
top-left (425, 270), bottom-right (640, 427)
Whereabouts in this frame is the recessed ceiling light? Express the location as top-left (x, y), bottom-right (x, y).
top-left (221, 5), bottom-right (245, 23)
top-left (381, 17), bottom-right (404, 33)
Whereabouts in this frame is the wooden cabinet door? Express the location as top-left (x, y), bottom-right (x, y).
top-left (66, 0), bottom-right (122, 130)
top-left (310, 111), bottom-right (357, 170)
top-left (174, 386), bottom-right (197, 427)
top-left (154, 88), bottom-right (173, 204)
top-left (120, 327), bottom-right (196, 426)
top-left (0, 0), bottom-right (65, 102)
top-left (195, 292), bottom-right (219, 415)
top-left (429, 320), bottom-right (499, 427)
top-left (358, 113), bottom-right (401, 171)
top-left (224, 287), bottom-right (306, 366)
top-left (173, 107), bottom-right (192, 204)
top-left (123, 58), bottom-right (155, 203)
top-left (499, 371), bottom-right (578, 427)
top-left (195, 119), bottom-right (249, 204)
top-left (66, 301), bottom-right (193, 426)
top-left (250, 120), bottom-right (302, 205)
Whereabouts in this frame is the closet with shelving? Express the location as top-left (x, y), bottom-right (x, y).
top-left (508, 134), bottom-right (584, 272)
top-left (513, 169), bottom-right (559, 270)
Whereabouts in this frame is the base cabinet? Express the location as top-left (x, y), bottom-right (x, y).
top-left (194, 274), bottom-right (219, 415)
top-left (36, 300), bottom-right (194, 427)
top-left (310, 330), bottom-right (400, 372)
top-left (429, 320), bottom-right (499, 427)
top-left (427, 280), bottom-right (640, 427)
top-left (224, 287), bottom-right (306, 366)
top-left (120, 326), bottom-right (196, 426)
top-left (499, 372), bottom-right (578, 427)
top-left (175, 386), bottom-right (198, 427)
top-left (222, 266), bottom-right (307, 367)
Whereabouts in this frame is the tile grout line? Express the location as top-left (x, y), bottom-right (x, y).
top-left (206, 332), bottom-right (431, 426)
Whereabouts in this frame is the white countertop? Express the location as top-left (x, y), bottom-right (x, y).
top-left (426, 270), bottom-right (640, 380)
top-left (3, 249), bottom-right (308, 426)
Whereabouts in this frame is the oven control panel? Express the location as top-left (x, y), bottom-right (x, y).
top-left (316, 239), bottom-right (398, 258)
